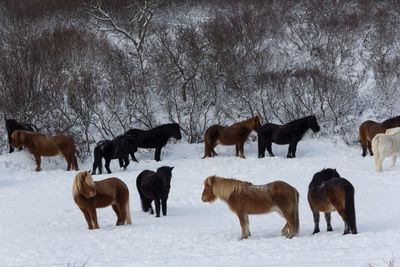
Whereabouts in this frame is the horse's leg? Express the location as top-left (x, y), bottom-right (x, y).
top-left (34, 154), bottom-right (42, 172)
top-left (312, 210), bottom-right (320, 234)
top-left (154, 147), bottom-right (162, 162)
top-left (377, 156), bottom-right (384, 172)
top-left (60, 151), bottom-right (71, 171)
top-left (367, 141), bottom-right (374, 156)
top-left (104, 158), bottom-right (112, 174)
top-left (337, 209), bottom-right (350, 235)
top-left (391, 156), bottom-right (397, 167)
top-left (266, 141), bottom-right (275, 157)
top-left (239, 142), bottom-right (246, 159)
top-left (161, 198), bottom-right (168, 216)
top-left (237, 212), bottom-right (249, 240)
top-left (281, 223), bottom-right (289, 237)
top-left (324, 212), bottom-right (333, 231)
top-left (235, 144), bottom-right (240, 157)
top-left (154, 198), bottom-right (161, 217)
top-left (291, 141), bottom-right (298, 158)
top-left (360, 136), bottom-right (367, 157)
top-left (112, 204), bottom-right (122, 225)
top-left (9, 145), bottom-right (14, 153)
top-left (122, 156), bottom-right (129, 170)
top-left (80, 208), bottom-right (94, 230)
top-left (88, 207), bottom-right (100, 229)
top-left (245, 214), bottom-right (251, 237)
top-left (130, 152), bottom-right (138, 162)
top-left (118, 158), bottom-right (124, 168)
top-left (115, 203), bottom-right (127, 225)
top-left (211, 145), bottom-right (218, 156)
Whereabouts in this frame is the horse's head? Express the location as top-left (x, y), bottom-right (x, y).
top-left (252, 116), bottom-right (261, 131)
top-left (308, 116), bottom-right (320, 133)
top-left (11, 130), bottom-right (24, 148)
top-left (173, 124), bottom-right (182, 140)
top-left (156, 166), bottom-right (174, 190)
top-left (201, 176), bottom-right (217, 203)
top-left (5, 119), bottom-right (18, 130)
top-left (73, 170), bottom-right (96, 198)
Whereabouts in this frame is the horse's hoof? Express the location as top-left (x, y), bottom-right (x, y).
top-left (327, 227), bottom-right (333, 232)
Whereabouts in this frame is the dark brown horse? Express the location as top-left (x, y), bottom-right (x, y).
top-left (201, 175), bottom-right (299, 240)
top-left (307, 168), bottom-right (357, 235)
top-left (359, 116), bottom-right (400, 156)
top-left (72, 170), bottom-right (132, 229)
top-left (202, 116), bottom-right (261, 159)
top-left (11, 130), bottom-right (78, 171)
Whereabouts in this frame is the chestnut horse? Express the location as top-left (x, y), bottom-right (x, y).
top-left (308, 168), bottom-right (357, 235)
top-left (201, 175), bottom-right (299, 240)
top-left (359, 116), bottom-right (400, 157)
top-left (72, 170), bottom-right (132, 229)
top-left (11, 130), bottom-right (78, 171)
top-left (202, 116), bottom-right (261, 159)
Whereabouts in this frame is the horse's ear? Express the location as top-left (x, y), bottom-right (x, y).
top-left (87, 170), bottom-right (92, 175)
top-left (170, 166), bottom-right (174, 171)
top-left (208, 176), bottom-right (215, 185)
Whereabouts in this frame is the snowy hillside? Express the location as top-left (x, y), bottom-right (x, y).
top-left (0, 138), bottom-right (399, 266)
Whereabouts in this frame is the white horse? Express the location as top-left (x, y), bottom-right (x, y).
top-left (372, 130), bottom-right (400, 172)
top-left (385, 127), bottom-right (400, 135)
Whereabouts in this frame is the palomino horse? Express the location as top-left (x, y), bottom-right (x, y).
top-left (202, 116), bottom-right (261, 159)
top-left (308, 168), bottom-right (357, 235)
top-left (201, 175), bottom-right (299, 240)
top-left (72, 170), bottom-right (132, 229)
top-left (11, 130), bottom-right (78, 171)
top-left (258, 115), bottom-right (320, 158)
top-left (372, 130), bottom-right (400, 172)
top-left (359, 116), bottom-right (400, 157)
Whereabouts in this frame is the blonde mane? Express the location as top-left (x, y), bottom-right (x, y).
top-left (72, 171), bottom-right (96, 197)
top-left (207, 176), bottom-right (252, 200)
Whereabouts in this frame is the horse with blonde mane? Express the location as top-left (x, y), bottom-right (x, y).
top-left (201, 175), bottom-right (299, 240)
top-left (72, 170), bottom-right (132, 229)
top-left (202, 116), bottom-right (261, 159)
top-left (11, 130), bottom-right (78, 171)
top-left (372, 130), bottom-right (400, 172)
top-left (359, 116), bottom-right (400, 157)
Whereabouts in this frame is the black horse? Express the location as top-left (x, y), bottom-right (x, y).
top-left (124, 123), bottom-right (182, 162)
top-left (136, 166), bottom-right (174, 217)
top-left (257, 115), bottom-right (320, 158)
top-left (308, 168), bottom-right (357, 235)
top-left (5, 119), bottom-right (37, 153)
top-left (92, 134), bottom-right (137, 175)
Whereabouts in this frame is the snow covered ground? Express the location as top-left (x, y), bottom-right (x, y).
top-left (0, 137), bottom-right (399, 267)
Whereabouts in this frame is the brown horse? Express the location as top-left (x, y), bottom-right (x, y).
top-left (201, 175), bottom-right (299, 240)
top-left (72, 170), bottom-right (132, 229)
top-left (202, 116), bottom-right (261, 159)
top-left (307, 168), bottom-right (357, 235)
top-left (11, 130), bottom-right (79, 171)
top-left (359, 116), bottom-right (400, 157)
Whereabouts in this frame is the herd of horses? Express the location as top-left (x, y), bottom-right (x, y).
top-left (5, 114), bottom-right (400, 239)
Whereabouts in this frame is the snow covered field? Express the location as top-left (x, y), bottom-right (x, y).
top-left (0, 137), bottom-right (399, 267)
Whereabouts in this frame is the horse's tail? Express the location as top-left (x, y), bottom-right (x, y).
top-left (343, 179), bottom-right (357, 234)
top-left (202, 129), bottom-right (210, 159)
top-left (292, 188), bottom-right (300, 236)
top-left (372, 136), bottom-right (380, 171)
top-left (125, 196), bottom-right (132, 225)
top-left (136, 174), bottom-right (148, 212)
top-left (93, 145), bottom-right (103, 174)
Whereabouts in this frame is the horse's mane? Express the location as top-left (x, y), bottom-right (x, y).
top-left (206, 175), bottom-right (252, 200)
top-left (72, 171), bottom-right (95, 197)
top-left (309, 168), bottom-right (340, 189)
top-left (383, 116), bottom-right (400, 127)
top-left (231, 116), bottom-right (258, 128)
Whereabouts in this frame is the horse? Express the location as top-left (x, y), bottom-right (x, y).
top-left (359, 116), bottom-right (400, 157)
top-left (136, 166), bottom-right (174, 217)
top-left (5, 119), bottom-right (36, 153)
top-left (257, 115), bottom-right (320, 158)
top-left (124, 123), bottom-right (182, 162)
top-left (11, 130), bottom-right (78, 171)
top-left (201, 175), bottom-right (299, 240)
top-left (372, 130), bottom-right (400, 172)
top-left (72, 170), bottom-right (132, 229)
top-left (92, 135), bottom-right (137, 175)
top-left (202, 116), bottom-right (261, 159)
top-left (307, 168), bottom-right (357, 235)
